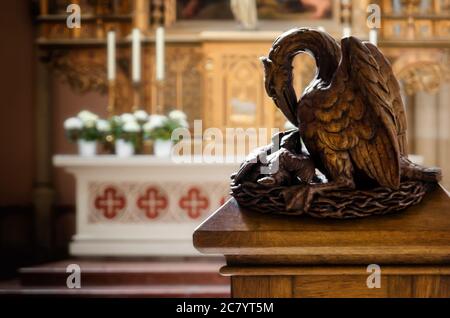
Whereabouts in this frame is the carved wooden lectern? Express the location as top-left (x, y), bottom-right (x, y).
top-left (193, 185), bottom-right (450, 298)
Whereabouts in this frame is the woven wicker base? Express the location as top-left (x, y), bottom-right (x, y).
top-left (231, 180), bottom-right (432, 219)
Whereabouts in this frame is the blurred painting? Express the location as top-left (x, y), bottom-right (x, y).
top-left (257, 0), bottom-right (333, 20)
top-left (177, 0), bottom-right (333, 20)
top-left (177, 0), bottom-right (235, 20)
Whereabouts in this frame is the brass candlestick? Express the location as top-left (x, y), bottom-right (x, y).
top-left (132, 81), bottom-right (142, 111)
top-left (107, 79), bottom-right (116, 116)
top-left (155, 79), bottom-right (165, 113)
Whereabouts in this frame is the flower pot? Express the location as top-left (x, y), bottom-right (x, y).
top-left (154, 139), bottom-right (172, 157)
top-left (77, 140), bottom-right (97, 157)
top-left (115, 139), bottom-right (135, 157)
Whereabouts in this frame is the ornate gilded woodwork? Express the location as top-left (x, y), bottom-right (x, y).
top-left (379, 0), bottom-right (450, 41)
top-left (36, 0), bottom-right (176, 41)
top-left (388, 49), bottom-right (450, 94)
top-left (44, 41), bottom-right (449, 129)
top-left (162, 46), bottom-right (203, 120)
top-left (143, 45), bottom-right (204, 117)
top-left (46, 47), bottom-right (133, 113)
top-left (48, 49), bottom-right (108, 94)
top-left (224, 54), bottom-right (265, 127)
top-left (202, 45), bottom-right (318, 131)
top-left (397, 61), bottom-right (448, 95)
top-left (202, 42), bottom-right (278, 131)
top-left (35, 0), bottom-right (449, 132)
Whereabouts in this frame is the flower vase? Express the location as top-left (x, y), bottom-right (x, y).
top-left (115, 139), bottom-right (135, 157)
top-left (154, 139), bottom-right (172, 157)
top-left (77, 140), bottom-right (97, 157)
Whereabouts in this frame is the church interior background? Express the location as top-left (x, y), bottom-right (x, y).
top-left (0, 0), bottom-right (449, 296)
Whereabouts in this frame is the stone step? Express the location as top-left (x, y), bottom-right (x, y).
top-left (19, 258), bottom-right (229, 287)
top-left (0, 280), bottom-right (230, 298)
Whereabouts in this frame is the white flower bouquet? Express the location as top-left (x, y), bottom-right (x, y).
top-left (110, 112), bottom-right (146, 155)
top-left (133, 109), bottom-right (149, 124)
top-left (143, 110), bottom-right (189, 141)
top-left (64, 110), bottom-right (108, 142)
top-left (64, 110), bottom-right (111, 156)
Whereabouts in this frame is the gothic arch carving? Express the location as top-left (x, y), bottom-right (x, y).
top-left (392, 50), bottom-right (449, 95)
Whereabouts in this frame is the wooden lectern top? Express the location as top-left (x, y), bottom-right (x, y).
top-left (194, 185), bottom-right (450, 265)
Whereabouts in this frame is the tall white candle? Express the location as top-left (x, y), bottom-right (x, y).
top-left (131, 28), bottom-right (141, 83)
top-left (369, 28), bottom-right (378, 46)
top-left (107, 31), bottom-right (116, 81)
top-left (155, 26), bottom-right (165, 81)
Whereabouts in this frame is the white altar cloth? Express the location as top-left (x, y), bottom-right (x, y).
top-left (54, 155), bottom-right (239, 256)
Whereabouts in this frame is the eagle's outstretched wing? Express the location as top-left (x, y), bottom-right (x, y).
top-left (341, 37), bottom-right (401, 188)
top-left (311, 37), bottom-right (402, 188)
top-left (364, 42), bottom-right (408, 154)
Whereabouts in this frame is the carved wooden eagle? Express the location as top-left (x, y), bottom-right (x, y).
top-left (261, 28), bottom-right (439, 191)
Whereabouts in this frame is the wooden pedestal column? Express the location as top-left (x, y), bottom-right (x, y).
top-left (193, 185), bottom-right (450, 298)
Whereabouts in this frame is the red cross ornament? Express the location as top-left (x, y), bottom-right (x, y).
top-left (137, 187), bottom-right (168, 219)
top-left (94, 186), bottom-right (126, 219)
top-left (179, 187), bottom-right (209, 219)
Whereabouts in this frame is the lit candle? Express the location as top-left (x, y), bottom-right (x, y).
top-left (155, 26), bottom-right (165, 81)
top-left (131, 28), bottom-right (141, 83)
top-left (342, 25), bottom-right (351, 38)
top-left (107, 31), bottom-right (116, 81)
top-left (369, 28), bottom-right (378, 46)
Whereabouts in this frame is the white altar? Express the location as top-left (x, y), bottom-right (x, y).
top-left (53, 155), bottom-right (239, 256)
